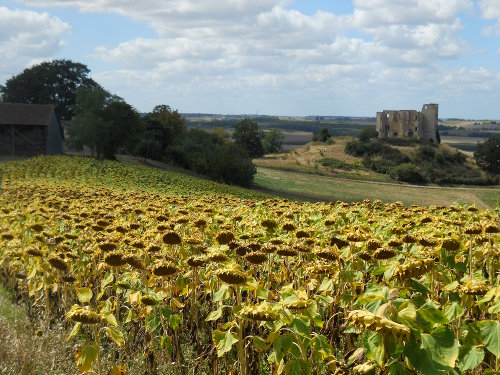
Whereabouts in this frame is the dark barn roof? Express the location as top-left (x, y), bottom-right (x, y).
top-left (0, 103), bottom-right (56, 126)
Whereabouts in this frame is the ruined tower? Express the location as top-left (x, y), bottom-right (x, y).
top-left (376, 103), bottom-right (438, 143)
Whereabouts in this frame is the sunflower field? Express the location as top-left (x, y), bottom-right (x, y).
top-left (0, 155), bottom-right (499, 374)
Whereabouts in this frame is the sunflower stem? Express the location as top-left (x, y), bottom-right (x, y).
top-left (93, 325), bottom-right (102, 375)
top-left (236, 285), bottom-right (246, 375)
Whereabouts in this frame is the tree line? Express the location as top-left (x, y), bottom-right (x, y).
top-left (0, 59), bottom-right (284, 186)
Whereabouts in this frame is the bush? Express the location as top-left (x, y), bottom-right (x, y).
top-left (167, 128), bottom-right (256, 186)
top-left (359, 126), bottom-right (378, 142)
top-left (313, 127), bottom-right (331, 142)
top-left (474, 136), bottom-right (500, 173)
top-left (390, 164), bottom-right (426, 183)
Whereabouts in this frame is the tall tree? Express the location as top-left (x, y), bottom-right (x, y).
top-left (0, 59), bottom-right (98, 120)
top-left (233, 118), bottom-right (264, 158)
top-left (68, 86), bottom-right (144, 160)
top-left (146, 104), bottom-right (186, 146)
top-left (263, 128), bottom-right (284, 154)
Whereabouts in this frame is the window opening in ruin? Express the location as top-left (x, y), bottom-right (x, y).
top-left (393, 132), bottom-right (398, 137)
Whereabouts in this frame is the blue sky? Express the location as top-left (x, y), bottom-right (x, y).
top-left (1, 0), bottom-right (500, 118)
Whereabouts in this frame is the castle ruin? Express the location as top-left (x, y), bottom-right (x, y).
top-left (376, 103), bottom-right (438, 143)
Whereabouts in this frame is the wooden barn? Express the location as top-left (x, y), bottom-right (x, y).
top-left (0, 103), bottom-right (64, 156)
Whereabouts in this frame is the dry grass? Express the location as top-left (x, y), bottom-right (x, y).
top-left (0, 285), bottom-right (76, 375)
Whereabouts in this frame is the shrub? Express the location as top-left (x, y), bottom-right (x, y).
top-left (359, 126), bottom-right (378, 142)
top-left (390, 163), bottom-right (426, 183)
top-left (167, 128), bottom-right (256, 186)
top-left (474, 136), bottom-right (500, 173)
top-left (313, 127), bottom-right (331, 142)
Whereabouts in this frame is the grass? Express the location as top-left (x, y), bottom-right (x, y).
top-left (254, 166), bottom-right (499, 208)
top-left (0, 284), bottom-right (77, 374)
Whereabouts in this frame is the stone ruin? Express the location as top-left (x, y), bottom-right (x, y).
top-left (376, 103), bottom-right (438, 143)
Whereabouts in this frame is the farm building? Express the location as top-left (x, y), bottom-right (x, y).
top-left (0, 103), bottom-right (64, 156)
top-left (376, 103), bottom-right (438, 143)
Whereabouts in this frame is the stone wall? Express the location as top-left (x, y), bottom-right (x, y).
top-left (376, 104), bottom-right (438, 143)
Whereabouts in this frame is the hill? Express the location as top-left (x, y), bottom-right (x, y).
top-left (255, 137), bottom-right (498, 185)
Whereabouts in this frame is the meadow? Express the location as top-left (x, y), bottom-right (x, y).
top-left (0, 156), bottom-right (499, 374)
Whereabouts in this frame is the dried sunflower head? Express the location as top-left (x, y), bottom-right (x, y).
top-left (216, 231), bottom-right (235, 245)
top-left (418, 237), bottom-right (438, 247)
top-left (216, 265), bottom-right (247, 285)
top-left (261, 219), bottom-right (278, 231)
top-left (484, 224), bottom-right (500, 234)
top-left (162, 231), bottom-right (182, 245)
top-left (104, 251), bottom-right (126, 267)
top-left (461, 281), bottom-right (489, 295)
top-left (441, 238), bottom-right (461, 251)
top-left (98, 241), bottom-right (117, 252)
top-left (123, 254), bottom-right (145, 270)
top-left (372, 247), bottom-right (397, 260)
top-left (26, 246), bottom-right (44, 257)
top-left (240, 303), bottom-right (278, 321)
top-left (366, 239), bottom-right (382, 251)
top-left (330, 236), bottom-right (349, 248)
top-left (286, 298), bottom-right (311, 311)
top-left (140, 294), bottom-right (158, 306)
top-left (464, 225), bottom-right (482, 235)
top-left (48, 254), bottom-right (69, 272)
top-left (276, 246), bottom-right (299, 257)
top-left (244, 251), bottom-right (268, 265)
top-left (152, 261), bottom-right (180, 276)
top-left (282, 222), bottom-right (297, 232)
top-left (67, 306), bottom-right (101, 325)
top-left (315, 246), bottom-right (339, 261)
top-left (186, 255), bottom-right (206, 268)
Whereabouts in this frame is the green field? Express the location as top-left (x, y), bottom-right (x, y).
top-left (254, 166), bottom-right (500, 208)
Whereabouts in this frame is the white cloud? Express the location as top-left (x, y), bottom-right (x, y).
top-left (9, 0), bottom-right (499, 117)
top-left (0, 7), bottom-right (70, 77)
top-left (478, 0), bottom-right (500, 34)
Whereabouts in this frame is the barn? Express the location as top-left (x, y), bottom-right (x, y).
top-left (0, 103), bottom-right (64, 156)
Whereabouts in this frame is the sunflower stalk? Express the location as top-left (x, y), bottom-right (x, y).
top-left (236, 285), bottom-right (246, 375)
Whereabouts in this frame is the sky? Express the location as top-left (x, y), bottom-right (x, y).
top-left (1, 0), bottom-right (500, 118)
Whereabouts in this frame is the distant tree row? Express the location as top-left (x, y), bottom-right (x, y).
top-left (1, 59), bottom-right (285, 186)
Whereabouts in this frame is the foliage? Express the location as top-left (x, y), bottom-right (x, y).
top-left (0, 155), bottom-right (499, 374)
top-left (474, 136), bottom-right (500, 173)
top-left (233, 118), bottom-right (264, 157)
top-left (169, 128), bottom-right (256, 186)
top-left (390, 163), bottom-right (426, 182)
top-left (68, 86), bottom-right (144, 160)
top-left (346, 140), bottom-right (494, 185)
top-left (0, 59), bottom-right (98, 120)
top-left (359, 126), bottom-right (378, 142)
top-left (263, 128), bottom-right (284, 154)
top-left (313, 127), bottom-right (331, 142)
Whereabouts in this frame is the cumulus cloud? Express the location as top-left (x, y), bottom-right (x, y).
top-left (478, 0), bottom-right (500, 34)
top-left (0, 7), bottom-right (70, 77)
top-left (10, 0), bottom-right (498, 117)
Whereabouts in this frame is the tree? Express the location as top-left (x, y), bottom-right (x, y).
top-left (233, 118), bottom-right (264, 157)
top-left (263, 128), bottom-right (284, 154)
top-left (146, 104), bottom-right (186, 146)
top-left (0, 59), bottom-right (98, 120)
top-left (169, 128), bottom-right (256, 186)
top-left (313, 127), bottom-right (331, 142)
top-left (359, 126), bottom-right (378, 142)
top-left (68, 86), bottom-right (144, 160)
top-left (474, 136), bottom-right (500, 173)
